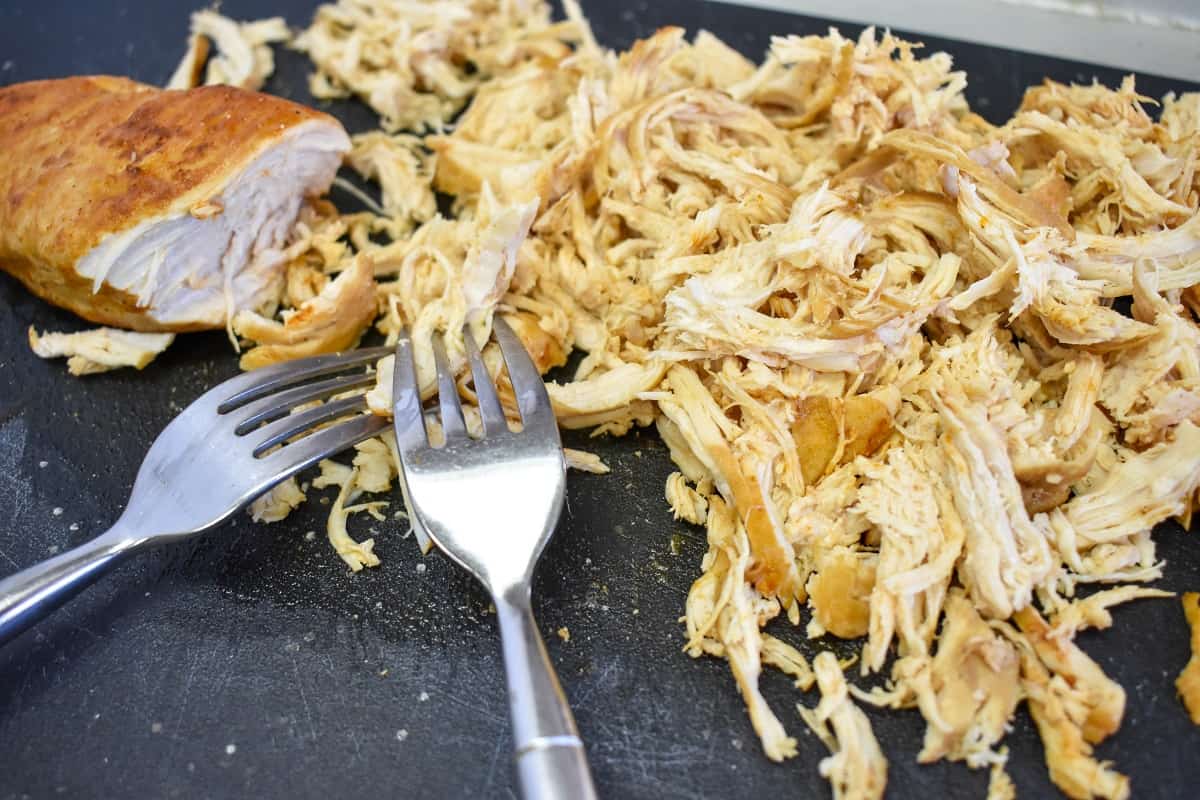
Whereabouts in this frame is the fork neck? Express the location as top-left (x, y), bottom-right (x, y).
top-left (493, 580), bottom-right (534, 612)
top-left (0, 518), bottom-right (149, 647)
top-left (483, 567), bottom-right (537, 606)
top-left (101, 510), bottom-right (165, 551)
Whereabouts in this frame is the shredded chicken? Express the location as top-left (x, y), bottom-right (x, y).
top-left (1003, 618), bottom-right (1131, 800)
top-left (915, 589), bottom-right (1020, 766)
top-left (28, 326), bottom-right (174, 375)
top-left (989, 761), bottom-right (1017, 800)
top-left (234, 253), bottom-right (377, 370)
top-left (134, 3), bottom-right (1200, 795)
top-left (313, 458), bottom-right (387, 571)
top-left (345, 132), bottom-right (437, 231)
top-left (798, 651), bottom-right (888, 800)
top-left (167, 10), bottom-right (290, 91)
top-left (684, 496), bottom-right (797, 761)
top-left (165, 32), bottom-right (210, 90)
top-left (665, 471), bottom-right (710, 524)
top-left (1046, 586), bottom-right (1172, 641)
top-left (249, 477), bottom-right (307, 523)
top-left (564, 448), bottom-right (610, 474)
top-left (293, 0), bottom-right (586, 132)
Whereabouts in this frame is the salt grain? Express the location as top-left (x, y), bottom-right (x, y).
top-left (52, 507), bottom-right (63, 516)
top-left (396, 729), bottom-right (408, 742)
top-left (151, 722), bottom-right (163, 734)
top-left (418, 691), bottom-right (429, 702)
top-left (415, 563), bottom-right (427, 574)
top-left (225, 744), bottom-right (237, 756)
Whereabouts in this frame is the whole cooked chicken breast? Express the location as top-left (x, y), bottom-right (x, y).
top-left (0, 75), bottom-right (350, 331)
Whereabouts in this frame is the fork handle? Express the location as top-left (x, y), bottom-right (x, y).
top-left (494, 586), bottom-right (598, 800)
top-left (0, 525), bottom-right (140, 647)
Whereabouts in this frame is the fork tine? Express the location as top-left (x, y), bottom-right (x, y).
top-left (432, 334), bottom-right (468, 442)
top-left (216, 346), bottom-right (390, 414)
top-left (462, 323), bottom-right (508, 436)
top-left (233, 372), bottom-right (376, 435)
top-left (259, 412), bottom-right (389, 477)
top-left (250, 395), bottom-right (368, 457)
top-left (492, 317), bottom-right (557, 435)
top-left (392, 328), bottom-right (428, 456)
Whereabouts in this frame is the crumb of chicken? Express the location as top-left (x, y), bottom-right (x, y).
top-left (798, 651), bottom-right (887, 800)
top-left (29, 326), bottom-right (174, 375)
top-left (1177, 592), bottom-right (1200, 724)
top-left (564, 448), bottom-right (611, 474)
top-left (249, 477), bottom-right (307, 523)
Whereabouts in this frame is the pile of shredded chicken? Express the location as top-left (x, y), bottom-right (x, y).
top-left (38, 4), bottom-right (1200, 798)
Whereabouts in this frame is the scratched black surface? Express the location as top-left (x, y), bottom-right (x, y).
top-left (0, 1), bottom-right (1198, 798)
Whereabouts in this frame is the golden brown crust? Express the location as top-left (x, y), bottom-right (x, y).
top-left (0, 76), bottom-right (342, 331)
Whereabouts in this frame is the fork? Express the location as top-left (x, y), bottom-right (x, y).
top-left (392, 319), bottom-right (598, 800)
top-left (0, 347), bottom-right (392, 647)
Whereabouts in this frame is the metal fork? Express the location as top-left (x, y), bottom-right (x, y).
top-left (0, 347), bottom-right (392, 647)
top-left (392, 319), bottom-right (597, 800)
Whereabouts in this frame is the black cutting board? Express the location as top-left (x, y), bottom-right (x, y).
top-left (1, 2), bottom-right (1197, 798)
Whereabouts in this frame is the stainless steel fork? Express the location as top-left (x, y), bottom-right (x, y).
top-left (391, 319), bottom-right (597, 800)
top-left (0, 347), bottom-right (392, 647)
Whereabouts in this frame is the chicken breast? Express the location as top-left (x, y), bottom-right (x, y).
top-left (0, 76), bottom-right (350, 331)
